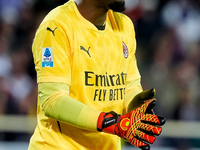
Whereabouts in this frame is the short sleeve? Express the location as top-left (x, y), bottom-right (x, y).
top-left (32, 20), bottom-right (72, 85)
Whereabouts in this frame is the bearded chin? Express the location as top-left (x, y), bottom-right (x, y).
top-left (108, 1), bottom-right (125, 12)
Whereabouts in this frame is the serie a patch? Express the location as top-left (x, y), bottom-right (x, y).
top-left (42, 47), bottom-right (53, 67)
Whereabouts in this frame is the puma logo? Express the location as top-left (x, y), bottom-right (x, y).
top-left (46, 27), bottom-right (57, 36)
top-left (80, 46), bottom-right (91, 57)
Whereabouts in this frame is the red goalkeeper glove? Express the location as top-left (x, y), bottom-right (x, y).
top-left (127, 88), bottom-right (156, 112)
top-left (97, 99), bottom-right (166, 150)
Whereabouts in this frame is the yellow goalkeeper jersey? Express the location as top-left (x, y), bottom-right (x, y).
top-left (29, 0), bottom-right (141, 149)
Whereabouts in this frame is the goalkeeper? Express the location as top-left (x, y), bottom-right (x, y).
top-left (28, 0), bottom-right (166, 150)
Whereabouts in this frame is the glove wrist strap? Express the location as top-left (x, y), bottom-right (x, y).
top-left (97, 111), bottom-right (119, 134)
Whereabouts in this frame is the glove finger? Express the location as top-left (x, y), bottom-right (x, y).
top-left (126, 124), bottom-right (156, 144)
top-left (139, 88), bottom-right (156, 101)
top-left (128, 88), bottom-right (156, 112)
top-left (138, 122), bottom-right (162, 135)
top-left (128, 135), bottom-right (150, 149)
top-left (137, 99), bottom-right (156, 113)
top-left (139, 145), bottom-right (151, 150)
top-left (141, 114), bottom-right (166, 126)
top-left (144, 99), bottom-right (156, 114)
top-left (135, 130), bottom-right (155, 144)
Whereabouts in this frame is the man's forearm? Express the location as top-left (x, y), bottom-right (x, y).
top-left (39, 82), bottom-right (101, 130)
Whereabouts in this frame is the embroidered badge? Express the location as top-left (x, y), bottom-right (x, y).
top-left (42, 47), bottom-right (53, 67)
top-left (123, 42), bottom-right (128, 59)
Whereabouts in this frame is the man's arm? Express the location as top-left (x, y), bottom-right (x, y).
top-left (39, 82), bottom-right (165, 150)
top-left (39, 82), bottom-right (101, 130)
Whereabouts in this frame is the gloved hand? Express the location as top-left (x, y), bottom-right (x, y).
top-left (97, 99), bottom-right (166, 150)
top-left (127, 88), bottom-right (156, 112)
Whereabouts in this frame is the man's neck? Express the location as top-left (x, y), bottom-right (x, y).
top-left (75, 0), bottom-right (108, 26)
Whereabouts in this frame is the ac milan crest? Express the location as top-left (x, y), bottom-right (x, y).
top-left (123, 42), bottom-right (128, 58)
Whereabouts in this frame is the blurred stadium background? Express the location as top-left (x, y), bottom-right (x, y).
top-left (0, 0), bottom-right (200, 149)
